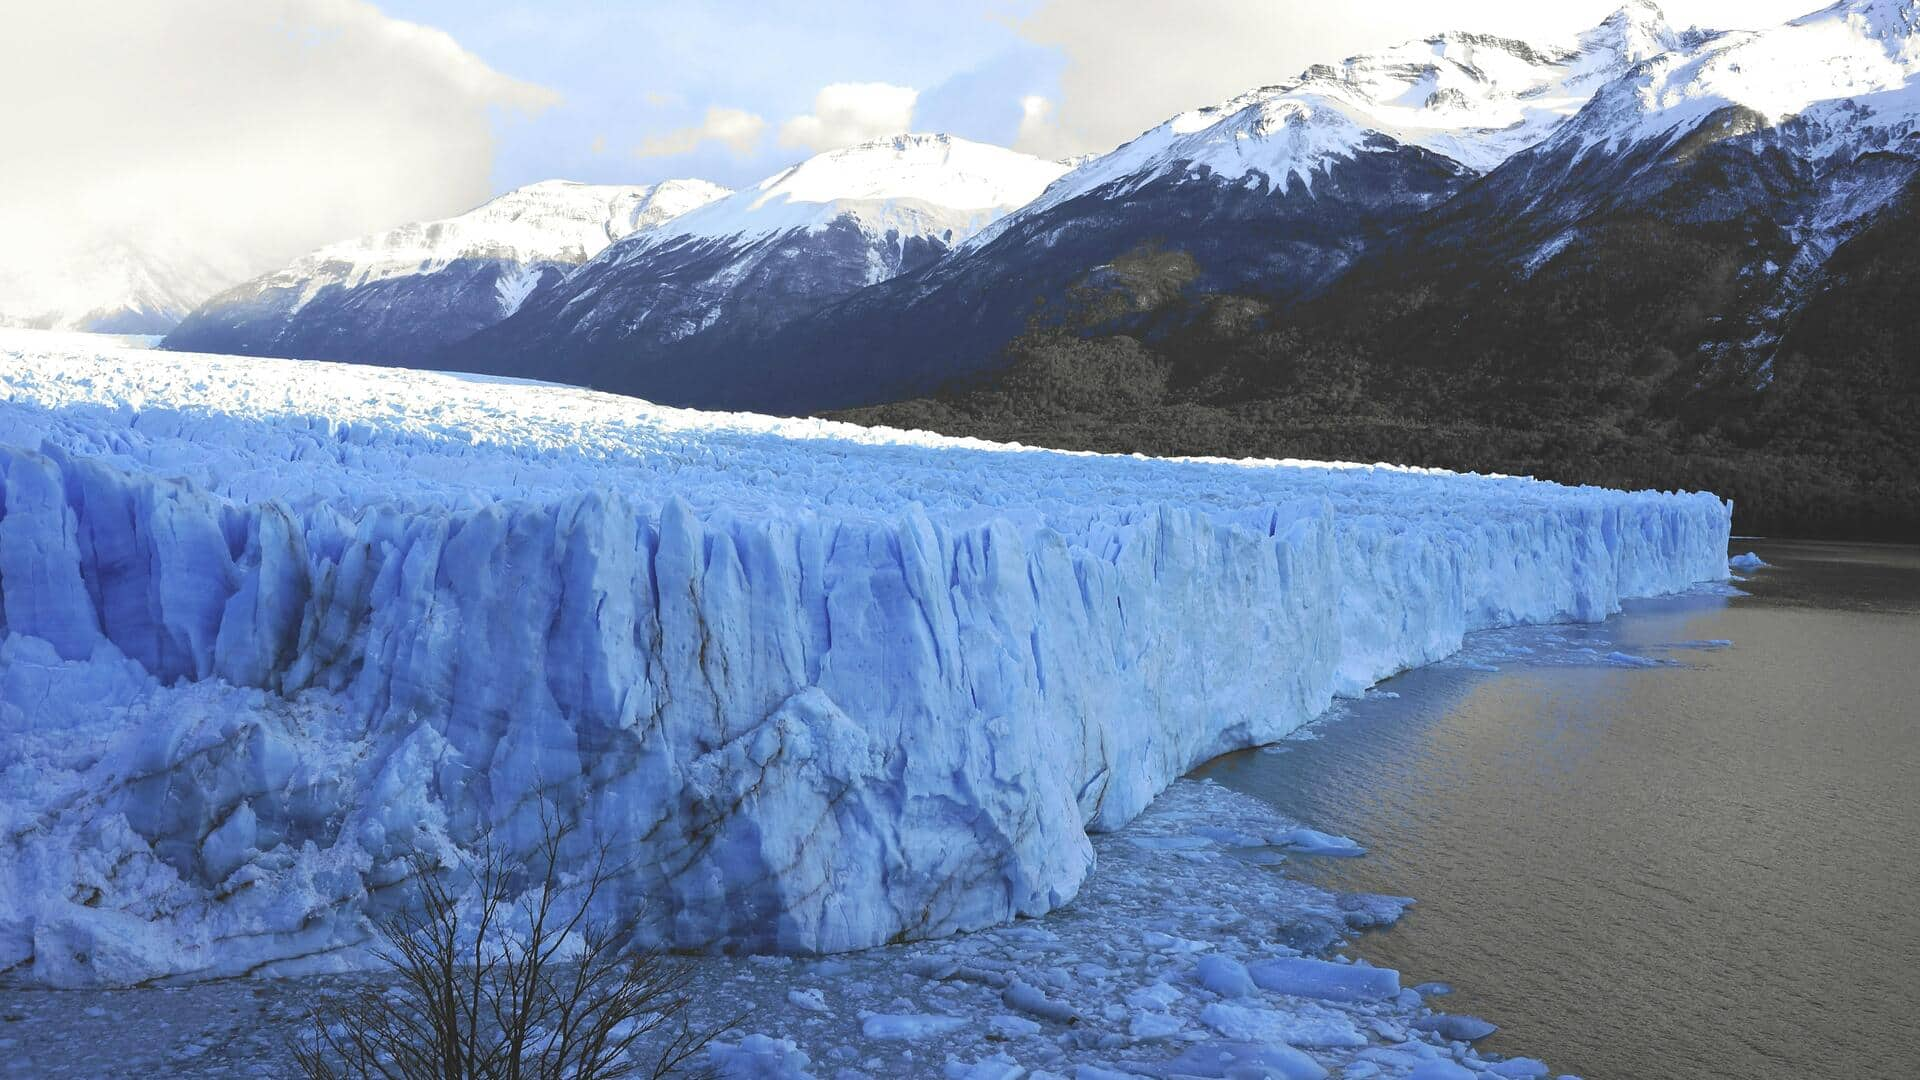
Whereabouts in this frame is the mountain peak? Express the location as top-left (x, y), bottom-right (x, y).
top-left (222, 175), bottom-right (727, 315)
top-left (618, 179), bottom-right (735, 233)
top-left (833, 132), bottom-right (961, 154)
top-left (1553, 0), bottom-right (1920, 154)
top-left (1823, 0), bottom-right (1920, 26)
top-left (632, 134), bottom-right (1069, 247)
top-left (465, 177), bottom-right (727, 230)
top-left (755, 132), bottom-right (1067, 214)
top-left (1606, 0), bottom-right (1671, 28)
top-left (1806, 0), bottom-right (1920, 55)
top-left (1579, 0), bottom-right (1679, 61)
top-left (962, 5), bottom-right (1709, 255)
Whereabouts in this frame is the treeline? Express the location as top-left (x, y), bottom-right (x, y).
top-left (831, 203), bottom-right (1920, 540)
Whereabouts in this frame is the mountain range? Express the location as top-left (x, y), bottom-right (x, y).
top-left (162, 178), bottom-right (730, 362)
top-left (138, 0), bottom-right (1920, 535)
top-left (0, 238), bottom-right (241, 335)
top-left (448, 133), bottom-right (1068, 399)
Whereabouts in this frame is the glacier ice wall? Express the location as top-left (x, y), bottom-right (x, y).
top-left (0, 331), bottom-right (1732, 986)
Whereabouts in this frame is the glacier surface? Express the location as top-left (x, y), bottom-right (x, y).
top-left (0, 330), bottom-right (1730, 986)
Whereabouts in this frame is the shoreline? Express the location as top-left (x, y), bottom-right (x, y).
top-left (2, 591), bottom-right (1756, 1077)
top-left (0, 780), bottom-right (1555, 1079)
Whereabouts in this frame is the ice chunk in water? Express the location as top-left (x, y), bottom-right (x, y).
top-left (1193, 954), bottom-right (1257, 998)
top-left (1199, 1002), bottom-right (1366, 1048)
top-left (986, 1014), bottom-right (1041, 1039)
top-left (1407, 1062), bottom-right (1478, 1080)
top-left (786, 988), bottom-right (829, 1013)
top-left (1272, 827), bottom-right (1367, 857)
top-left (707, 1033), bottom-right (816, 1078)
top-left (1248, 956), bottom-right (1400, 1002)
top-left (1160, 1041), bottom-right (1329, 1080)
top-left (1601, 651), bottom-right (1666, 668)
top-left (1003, 978), bottom-right (1079, 1024)
top-left (860, 1014), bottom-right (969, 1040)
top-left (945, 1055), bottom-right (1025, 1080)
top-left (1413, 1013), bottom-right (1499, 1041)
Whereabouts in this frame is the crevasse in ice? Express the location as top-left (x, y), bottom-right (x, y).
top-left (0, 331), bottom-right (1731, 986)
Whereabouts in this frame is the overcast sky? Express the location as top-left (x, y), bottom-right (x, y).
top-left (1, 0), bottom-right (1820, 278)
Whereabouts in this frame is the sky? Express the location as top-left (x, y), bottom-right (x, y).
top-left (1, 0), bottom-right (1821, 282)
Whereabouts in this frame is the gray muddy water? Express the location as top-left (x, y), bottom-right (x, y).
top-left (1198, 540), bottom-right (1920, 1079)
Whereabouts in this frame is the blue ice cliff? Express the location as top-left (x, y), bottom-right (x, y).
top-left (0, 330), bottom-right (1731, 986)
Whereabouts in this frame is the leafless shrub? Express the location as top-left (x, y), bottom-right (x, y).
top-left (294, 808), bottom-right (731, 1079)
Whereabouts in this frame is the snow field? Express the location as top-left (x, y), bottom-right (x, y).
top-left (0, 331), bottom-right (1730, 986)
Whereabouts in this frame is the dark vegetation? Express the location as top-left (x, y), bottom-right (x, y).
top-left (834, 188), bottom-right (1920, 541)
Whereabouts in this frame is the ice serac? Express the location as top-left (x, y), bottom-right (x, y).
top-left (0, 332), bottom-right (1731, 987)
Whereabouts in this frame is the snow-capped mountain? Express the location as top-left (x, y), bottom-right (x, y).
top-left (968, 1), bottom-right (1696, 252)
top-left (445, 134), bottom-right (1067, 397)
top-left (657, 5), bottom-right (1703, 414)
top-left (630, 131), bottom-right (1067, 253)
top-left (141, 0), bottom-right (1920, 424)
top-left (162, 178), bottom-right (728, 363)
top-left (1425, 0), bottom-right (1920, 373)
top-left (0, 239), bottom-right (241, 334)
top-left (830, 0), bottom-right (1920, 544)
top-left (1555, 0), bottom-right (1920, 153)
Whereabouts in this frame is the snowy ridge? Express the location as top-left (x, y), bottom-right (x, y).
top-left (266, 178), bottom-right (730, 314)
top-left (442, 136), bottom-right (1071, 369)
top-left (0, 239), bottom-right (241, 334)
top-left (619, 134), bottom-right (1067, 256)
top-left (159, 179), bottom-right (731, 364)
top-left (1552, 0), bottom-right (1920, 155)
top-left (968, 4), bottom-right (1691, 250)
top-left (0, 332), bottom-right (1730, 987)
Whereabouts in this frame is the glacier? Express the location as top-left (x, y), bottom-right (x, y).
top-left (0, 329), bottom-right (1730, 987)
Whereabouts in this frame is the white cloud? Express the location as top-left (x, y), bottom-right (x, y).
top-left (0, 0), bottom-right (558, 280)
top-left (779, 83), bottom-right (919, 153)
top-left (1013, 94), bottom-right (1072, 159)
top-left (1015, 0), bottom-right (1822, 159)
top-left (634, 105), bottom-right (769, 159)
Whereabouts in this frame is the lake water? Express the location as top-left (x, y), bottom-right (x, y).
top-left (1197, 540), bottom-right (1920, 1079)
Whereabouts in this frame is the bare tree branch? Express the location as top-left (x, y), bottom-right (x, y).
top-left (293, 806), bottom-right (731, 1079)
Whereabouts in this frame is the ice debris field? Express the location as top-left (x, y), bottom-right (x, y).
top-left (0, 328), bottom-right (1730, 992)
top-left (0, 780), bottom-right (1556, 1079)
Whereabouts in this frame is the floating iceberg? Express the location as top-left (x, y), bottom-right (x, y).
top-left (0, 330), bottom-right (1731, 986)
top-left (1272, 827), bottom-right (1367, 858)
